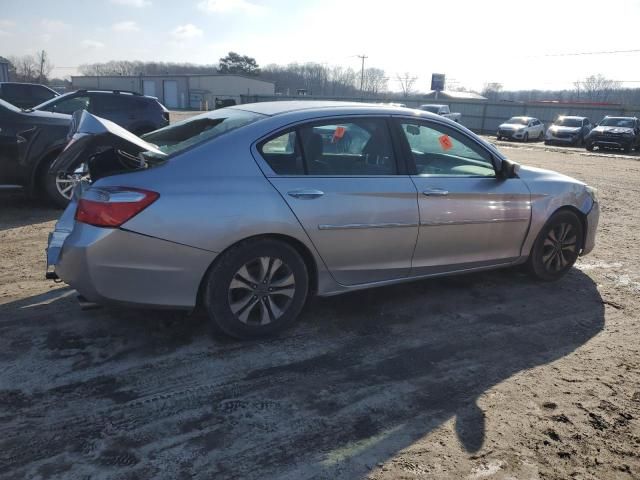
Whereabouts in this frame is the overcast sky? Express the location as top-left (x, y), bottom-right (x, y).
top-left (1, 0), bottom-right (639, 92)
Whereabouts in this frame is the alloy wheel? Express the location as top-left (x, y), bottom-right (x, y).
top-left (55, 163), bottom-right (89, 200)
top-left (541, 222), bottom-right (578, 273)
top-left (227, 256), bottom-right (296, 325)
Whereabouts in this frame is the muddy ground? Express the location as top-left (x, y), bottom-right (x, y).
top-left (0, 144), bottom-right (639, 480)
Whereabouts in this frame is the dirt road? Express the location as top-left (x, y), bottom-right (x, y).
top-left (0, 145), bottom-right (639, 479)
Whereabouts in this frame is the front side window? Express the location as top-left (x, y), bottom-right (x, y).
top-left (400, 121), bottom-right (495, 177)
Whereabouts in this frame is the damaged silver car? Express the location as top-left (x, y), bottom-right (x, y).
top-left (46, 102), bottom-right (599, 339)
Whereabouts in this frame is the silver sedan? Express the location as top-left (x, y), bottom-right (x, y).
top-left (46, 102), bottom-right (599, 338)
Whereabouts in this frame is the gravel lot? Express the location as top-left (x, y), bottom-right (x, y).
top-left (0, 143), bottom-right (639, 480)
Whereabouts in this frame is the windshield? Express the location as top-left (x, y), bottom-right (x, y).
top-left (0, 97), bottom-right (21, 113)
top-left (554, 118), bottom-right (582, 127)
top-left (142, 108), bottom-right (265, 156)
top-left (420, 105), bottom-right (441, 113)
top-left (33, 93), bottom-right (73, 111)
top-left (600, 117), bottom-right (635, 128)
top-left (506, 117), bottom-right (529, 125)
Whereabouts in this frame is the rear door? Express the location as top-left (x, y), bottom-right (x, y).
top-left (257, 116), bottom-right (419, 286)
top-left (394, 118), bottom-right (531, 275)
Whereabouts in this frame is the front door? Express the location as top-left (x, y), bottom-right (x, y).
top-left (394, 118), bottom-right (531, 275)
top-left (0, 107), bottom-right (22, 183)
top-left (258, 117), bottom-right (419, 286)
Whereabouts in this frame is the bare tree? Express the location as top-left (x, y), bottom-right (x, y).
top-left (35, 50), bottom-right (54, 83)
top-left (575, 74), bottom-right (621, 102)
top-left (396, 72), bottom-right (417, 98)
top-left (8, 55), bottom-right (38, 82)
top-left (481, 82), bottom-right (503, 101)
top-left (362, 68), bottom-right (387, 97)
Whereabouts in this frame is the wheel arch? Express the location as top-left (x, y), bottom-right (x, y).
top-left (531, 205), bottom-right (588, 255)
top-left (29, 144), bottom-right (65, 196)
top-left (195, 233), bottom-right (319, 308)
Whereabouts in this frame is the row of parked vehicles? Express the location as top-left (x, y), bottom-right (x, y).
top-left (497, 114), bottom-right (640, 153)
top-left (0, 82), bottom-right (170, 206)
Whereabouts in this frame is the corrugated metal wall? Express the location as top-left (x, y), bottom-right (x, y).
top-left (242, 94), bottom-right (636, 134)
top-left (0, 62), bottom-right (9, 82)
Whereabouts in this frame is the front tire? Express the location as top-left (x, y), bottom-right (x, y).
top-left (523, 132), bottom-right (529, 142)
top-left (586, 143), bottom-right (594, 151)
top-left (527, 210), bottom-right (583, 282)
top-left (204, 238), bottom-right (309, 339)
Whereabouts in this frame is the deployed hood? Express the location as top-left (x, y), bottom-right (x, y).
top-left (49, 110), bottom-right (166, 181)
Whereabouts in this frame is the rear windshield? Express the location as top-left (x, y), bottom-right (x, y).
top-left (600, 117), bottom-right (635, 128)
top-left (554, 118), bottom-right (582, 127)
top-left (142, 108), bottom-right (265, 156)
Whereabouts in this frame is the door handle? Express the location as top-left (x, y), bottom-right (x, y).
top-left (422, 188), bottom-right (449, 196)
top-left (287, 189), bottom-right (324, 199)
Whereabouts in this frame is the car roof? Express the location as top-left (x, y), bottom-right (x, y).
top-left (0, 82), bottom-right (53, 88)
top-left (230, 100), bottom-right (412, 117)
top-left (557, 116), bottom-right (587, 120)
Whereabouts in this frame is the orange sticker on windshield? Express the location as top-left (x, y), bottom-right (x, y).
top-left (439, 134), bottom-right (453, 151)
top-left (332, 126), bottom-right (346, 143)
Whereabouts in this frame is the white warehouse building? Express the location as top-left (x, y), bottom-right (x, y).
top-left (71, 74), bottom-right (275, 109)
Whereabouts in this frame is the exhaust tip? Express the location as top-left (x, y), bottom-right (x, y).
top-left (77, 295), bottom-right (102, 310)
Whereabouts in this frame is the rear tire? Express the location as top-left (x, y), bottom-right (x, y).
top-left (586, 143), bottom-right (594, 151)
top-left (527, 210), bottom-right (583, 282)
top-left (538, 131), bottom-right (544, 140)
top-left (204, 238), bottom-right (309, 339)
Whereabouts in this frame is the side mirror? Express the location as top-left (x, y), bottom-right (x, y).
top-left (500, 158), bottom-right (520, 179)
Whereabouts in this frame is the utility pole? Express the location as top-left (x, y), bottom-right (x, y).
top-left (357, 54), bottom-right (368, 95)
top-left (38, 50), bottom-right (46, 84)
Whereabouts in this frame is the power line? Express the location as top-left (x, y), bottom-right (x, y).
top-left (528, 48), bottom-right (640, 58)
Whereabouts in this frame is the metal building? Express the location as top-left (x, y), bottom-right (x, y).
top-left (71, 74), bottom-right (275, 109)
top-left (0, 57), bottom-right (10, 82)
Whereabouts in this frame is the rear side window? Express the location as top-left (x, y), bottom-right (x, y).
top-left (30, 85), bottom-right (55, 102)
top-left (93, 94), bottom-right (133, 113)
top-left (260, 131), bottom-right (304, 175)
top-left (259, 118), bottom-right (396, 176)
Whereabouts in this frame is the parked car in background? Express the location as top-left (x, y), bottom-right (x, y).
top-left (0, 82), bottom-right (59, 109)
top-left (419, 104), bottom-right (461, 122)
top-left (584, 116), bottom-right (640, 153)
top-left (545, 116), bottom-right (592, 146)
top-left (33, 90), bottom-right (169, 135)
top-left (0, 98), bottom-right (71, 206)
top-left (46, 102), bottom-right (598, 339)
top-left (497, 116), bottom-right (544, 142)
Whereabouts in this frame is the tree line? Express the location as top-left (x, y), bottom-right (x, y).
top-left (6, 50), bottom-right (640, 105)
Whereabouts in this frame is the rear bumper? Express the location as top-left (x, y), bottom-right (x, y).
top-left (54, 224), bottom-right (217, 309)
top-left (582, 201), bottom-right (599, 256)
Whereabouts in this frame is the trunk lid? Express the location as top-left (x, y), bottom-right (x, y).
top-left (49, 110), bottom-right (167, 182)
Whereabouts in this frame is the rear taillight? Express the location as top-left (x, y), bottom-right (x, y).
top-left (75, 187), bottom-right (159, 228)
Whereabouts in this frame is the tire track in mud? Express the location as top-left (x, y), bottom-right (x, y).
top-left (0, 271), bottom-right (604, 478)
